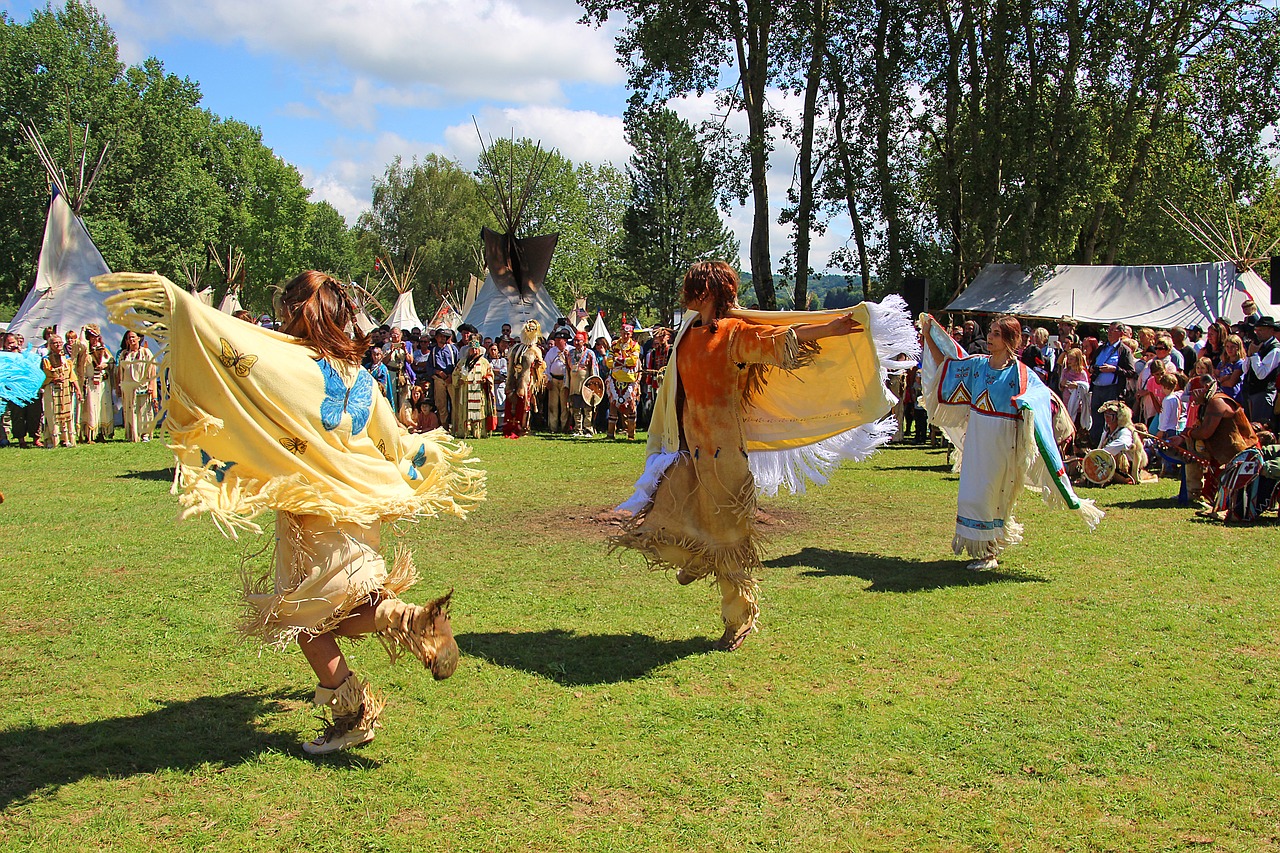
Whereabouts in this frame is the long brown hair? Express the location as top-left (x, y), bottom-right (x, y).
top-left (682, 260), bottom-right (739, 327)
top-left (989, 315), bottom-right (1023, 351)
top-left (278, 270), bottom-right (368, 364)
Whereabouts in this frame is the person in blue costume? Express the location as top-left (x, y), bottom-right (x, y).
top-left (921, 315), bottom-right (1103, 570)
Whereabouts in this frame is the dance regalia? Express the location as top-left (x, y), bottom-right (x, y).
top-left (614, 298), bottom-right (918, 636)
top-left (921, 323), bottom-right (1102, 559)
top-left (95, 273), bottom-right (485, 649)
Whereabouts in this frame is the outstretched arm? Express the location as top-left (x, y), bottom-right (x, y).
top-left (919, 316), bottom-right (946, 364)
top-left (793, 313), bottom-right (864, 342)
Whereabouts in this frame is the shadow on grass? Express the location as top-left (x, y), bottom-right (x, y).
top-left (461, 629), bottom-right (713, 685)
top-left (1101, 495), bottom-right (1181, 510)
top-left (116, 467), bottom-right (173, 482)
top-left (0, 691), bottom-right (373, 809)
top-left (765, 547), bottom-right (1047, 592)
top-left (889, 464), bottom-right (955, 473)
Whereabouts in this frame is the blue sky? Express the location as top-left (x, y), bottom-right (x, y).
top-left (3, 0), bottom-right (852, 273)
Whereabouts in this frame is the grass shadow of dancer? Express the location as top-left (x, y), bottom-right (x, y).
top-left (0, 691), bottom-right (376, 809)
top-left (765, 547), bottom-right (1048, 592)
top-left (460, 629), bottom-right (713, 686)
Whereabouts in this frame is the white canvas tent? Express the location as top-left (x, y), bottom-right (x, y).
top-left (588, 311), bottom-right (611, 345)
top-left (385, 290), bottom-right (425, 332)
top-left (427, 298), bottom-right (462, 332)
top-left (218, 289), bottom-right (243, 314)
top-left (380, 253), bottom-right (428, 333)
top-left (463, 251), bottom-right (567, 339)
top-left (9, 190), bottom-right (123, 349)
top-left (463, 134), bottom-right (567, 339)
top-left (946, 262), bottom-right (1278, 328)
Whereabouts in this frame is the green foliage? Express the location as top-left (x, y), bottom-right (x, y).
top-left (476, 138), bottom-right (629, 311)
top-left (0, 2), bottom-right (364, 315)
top-left (357, 154), bottom-right (492, 305)
top-left (618, 106), bottom-right (738, 325)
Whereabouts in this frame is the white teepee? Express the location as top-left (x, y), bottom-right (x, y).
top-left (210, 244), bottom-right (246, 315)
top-left (428, 297), bottom-right (463, 331)
top-left (463, 131), bottom-right (567, 339)
top-left (9, 123), bottom-right (124, 348)
top-left (381, 252), bottom-right (426, 332)
top-left (588, 310), bottom-right (611, 345)
top-left (10, 190), bottom-right (122, 349)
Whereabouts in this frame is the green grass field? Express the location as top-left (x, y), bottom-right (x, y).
top-left (0, 435), bottom-right (1277, 851)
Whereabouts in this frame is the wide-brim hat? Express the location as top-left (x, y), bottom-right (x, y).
top-left (551, 329), bottom-right (571, 341)
top-left (1255, 315), bottom-right (1277, 329)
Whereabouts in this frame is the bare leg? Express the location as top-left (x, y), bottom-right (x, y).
top-left (297, 633), bottom-right (350, 690)
top-left (297, 604), bottom-right (378, 688)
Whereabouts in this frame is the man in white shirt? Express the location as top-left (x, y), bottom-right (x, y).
top-left (544, 329), bottom-right (572, 433)
top-left (1244, 316), bottom-right (1280, 428)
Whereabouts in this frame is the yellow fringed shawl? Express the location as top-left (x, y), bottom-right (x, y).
top-left (94, 273), bottom-right (485, 537)
top-left (648, 303), bottom-right (895, 456)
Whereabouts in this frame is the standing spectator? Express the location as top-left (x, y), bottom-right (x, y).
top-left (116, 330), bottom-right (156, 442)
top-left (1170, 327), bottom-right (1194, 371)
top-left (78, 324), bottom-right (115, 443)
top-left (429, 328), bottom-right (458, 428)
top-left (1244, 316), bottom-right (1280, 428)
top-left (567, 331), bottom-right (599, 437)
top-left (1059, 347), bottom-right (1092, 443)
top-left (1020, 327), bottom-right (1050, 382)
top-left (487, 342), bottom-right (507, 425)
top-left (1186, 325), bottom-right (1205, 355)
top-left (4, 332), bottom-right (41, 448)
top-left (368, 347), bottom-right (395, 410)
top-left (1241, 299), bottom-right (1262, 329)
top-left (1200, 320), bottom-right (1229, 365)
top-left (958, 319), bottom-right (989, 355)
top-left (1089, 322), bottom-right (1136, 445)
top-left (1217, 334), bottom-right (1247, 401)
top-left (455, 342), bottom-right (495, 438)
top-left (640, 327), bottom-right (671, 429)
top-left (40, 332), bottom-right (78, 448)
top-left (606, 324), bottom-right (642, 441)
top-left (1155, 372), bottom-right (1186, 440)
top-left (384, 327), bottom-right (415, 412)
top-left (543, 329), bottom-right (572, 434)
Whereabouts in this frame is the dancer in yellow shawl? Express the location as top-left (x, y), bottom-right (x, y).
top-left (96, 270), bottom-right (485, 755)
top-left (613, 261), bottom-right (917, 651)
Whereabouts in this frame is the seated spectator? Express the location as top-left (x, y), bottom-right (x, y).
top-left (1094, 400), bottom-right (1157, 485)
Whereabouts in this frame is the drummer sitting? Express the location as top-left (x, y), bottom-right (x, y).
top-left (1090, 401), bottom-right (1158, 485)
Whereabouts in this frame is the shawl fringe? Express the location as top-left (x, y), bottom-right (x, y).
top-left (749, 416), bottom-right (898, 497)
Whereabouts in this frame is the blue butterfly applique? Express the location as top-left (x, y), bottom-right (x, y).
top-left (407, 443), bottom-right (428, 481)
top-left (199, 449), bottom-right (236, 483)
top-left (317, 359), bottom-right (375, 435)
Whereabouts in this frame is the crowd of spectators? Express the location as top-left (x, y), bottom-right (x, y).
top-left (351, 317), bottom-right (672, 441)
top-left (2, 324), bottom-right (157, 448)
top-left (896, 300), bottom-right (1280, 518)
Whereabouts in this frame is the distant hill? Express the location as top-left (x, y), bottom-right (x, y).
top-left (739, 272), bottom-right (864, 310)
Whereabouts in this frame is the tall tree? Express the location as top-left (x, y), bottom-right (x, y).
top-left (620, 107), bottom-right (738, 324)
top-left (580, 0), bottom-right (783, 309)
top-left (357, 154), bottom-right (492, 302)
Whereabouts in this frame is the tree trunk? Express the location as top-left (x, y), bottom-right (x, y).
top-left (793, 0), bottom-right (827, 311)
top-left (828, 53), bottom-right (871, 292)
top-left (730, 0), bottom-right (777, 309)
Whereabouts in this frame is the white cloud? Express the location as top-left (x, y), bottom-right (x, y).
top-left (95, 0), bottom-right (624, 104)
top-left (303, 131), bottom-right (449, 221)
top-left (444, 106), bottom-right (629, 168)
top-left (668, 89), bottom-right (856, 277)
